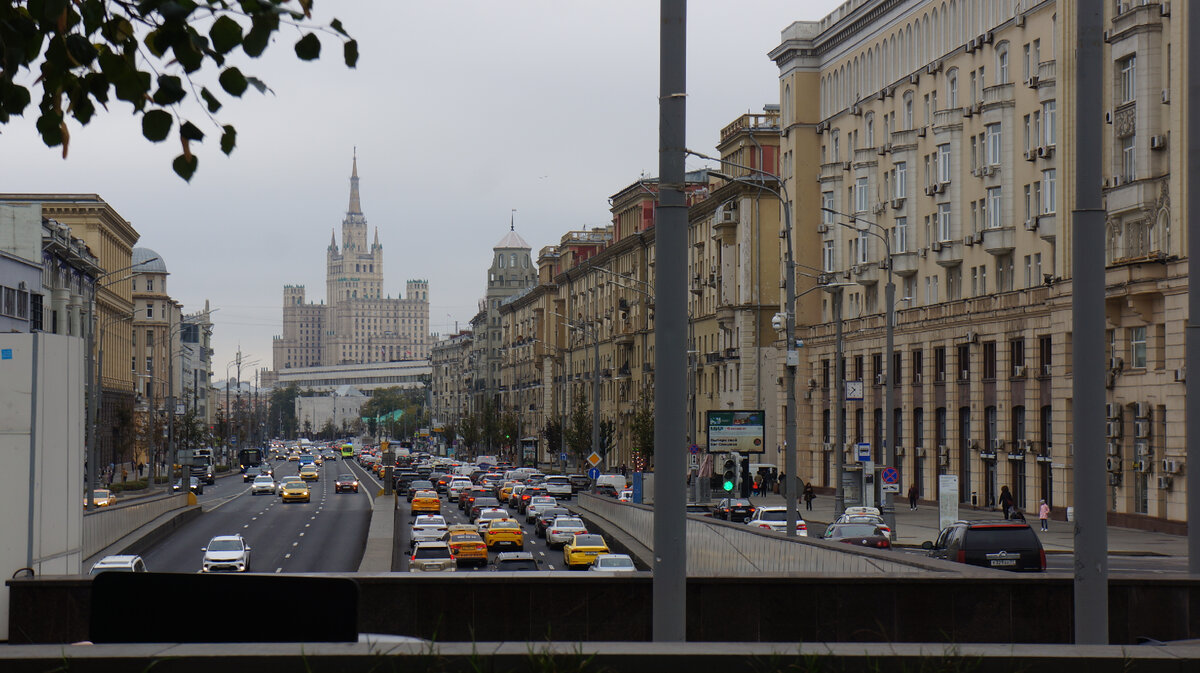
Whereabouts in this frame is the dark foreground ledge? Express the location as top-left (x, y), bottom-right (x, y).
top-left (2, 641), bottom-right (1200, 673)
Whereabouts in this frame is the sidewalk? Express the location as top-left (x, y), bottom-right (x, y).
top-left (738, 491), bottom-right (1187, 556)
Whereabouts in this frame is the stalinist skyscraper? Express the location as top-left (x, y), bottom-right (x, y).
top-left (273, 154), bottom-right (431, 370)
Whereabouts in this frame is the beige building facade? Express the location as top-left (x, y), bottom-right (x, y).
top-left (771, 0), bottom-right (1187, 527)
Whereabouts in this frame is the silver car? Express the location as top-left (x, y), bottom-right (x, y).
top-left (474, 508), bottom-right (509, 533)
top-left (545, 516), bottom-right (588, 548)
top-left (589, 553), bottom-right (637, 572)
top-left (410, 515), bottom-right (449, 548)
top-left (201, 534), bottom-right (251, 573)
top-left (251, 475), bottom-right (276, 495)
top-left (409, 541), bottom-right (457, 572)
top-left (543, 475), bottom-right (573, 499)
top-left (525, 496), bottom-right (558, 523)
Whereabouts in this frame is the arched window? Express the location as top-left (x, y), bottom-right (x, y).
top-left (510, 253), bottom-right (517, 267)
top-left (903, 91), bottom-right (915, 129)
top-left (865, 112), bottom-right (875, 146)
top-left (947, 68), bottom-right (959, 107)
top-left (498, 254), bottom-right (505, 268)
top-left (1154, 208), bottom-right (1171, 255)
top-left (996, 41), bottom-right (1010, 84)
top-left (783, 83), bottom-right (792, 124)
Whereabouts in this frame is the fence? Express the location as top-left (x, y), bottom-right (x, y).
top-left (82, 493), bottom-right (188, 559)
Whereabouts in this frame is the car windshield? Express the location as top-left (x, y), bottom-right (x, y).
top-left (555, 518), bottom-right (584, 528)
top-left (95, 490), bottom-right (111, 497)
top-left (573, 534), bottom-right (604, 546)
top-left (208, 539), bottom-right (242, 552)
top-left (253, 476), bottom-right (273, 483)
top-left (829, 524), bottom-right (880, 538)
top-left (286, 483), bottom-right (305, 490)
top-left (337, 474), bottom-right (355, 481)
top-left (598, 557), bottom-right (634, 568)
top-left (413, 546), bottom-right (451, 559)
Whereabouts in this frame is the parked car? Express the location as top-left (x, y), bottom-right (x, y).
top-left (713, 498), bottom-right (755, 523)
top-left (89, 555), bottom-right (147, 574)
top-left (589, 554), bottom-right (636, 572)
top-left (822, 523), bottom-right (892, 550)
top-left (409, 541), bottom-right (457, 572)
top-left (922, 520), bottom-right (1046, 572)
top-left (201, 534), bottom-right (251, 573)
top-left (745, 506), bottom-right (808, 536)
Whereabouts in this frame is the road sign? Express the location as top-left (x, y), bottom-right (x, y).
top-left (587, 467), bottom-right (601, 480)
top-left (881, 466), bottom-right (899, 484)
top-left (587, 451), bottom-right (602, 467)
top-left (856, 442), bottom-right (872, 462)
top-left (688, 443), bottom-right (701, 455)
top-left (560, 452), bottom-right (567, 461)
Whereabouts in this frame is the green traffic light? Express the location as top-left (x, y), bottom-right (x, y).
top-left (723, 479), bottom-right (735, 492)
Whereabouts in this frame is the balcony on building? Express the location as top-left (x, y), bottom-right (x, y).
top-left (932, 108), bottom-right (960, 130)
top-left (889, 128), bottom-right (921, 150)
top-left (853, 147), bottom-right (878, 167)
top-left (1035, 59), bottom-right (1056, 88)
top-left (890, 250), bottom-right (920, 276)
top-left (982, 82), bottom-right (1015, 110)
top-left (1105, 177), bottom-right (1157, 215)
top-left (933, 240), bottom-right (963, 267)
top-left (820, 161), bottom-right (847, 181)
top-left (719, 110), bottom-right (780, 145)
top-left (982, 225), bottom-right (1016, 255)
top-left (853, 262), bottom-right (881, 286)
top-left (1037, 213), bottom-right (1056, 242)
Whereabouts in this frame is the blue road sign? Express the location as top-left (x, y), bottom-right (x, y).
top-left (688, 443), bottom-right (701, 455)
top-left (587, 467), bottom-right (601, 480)
top-left (856, 442), bottom-right (872, 462)
top-left (881, 466), bottom-right (900, 485)
top-left (560, 452), bottom-right (567, 461)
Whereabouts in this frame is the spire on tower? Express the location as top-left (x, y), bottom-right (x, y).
top-left (373, 227), bottom-right (380, 249)
top-left (348, 149), bottom-right (362, 214)
top-left (329, 229), bottom-right (338, 252)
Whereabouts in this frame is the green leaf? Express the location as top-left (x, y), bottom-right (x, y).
top-left (209, 15), bottom-right (244, 54)
top-left (37, 111), bottom-right (64, 147)
top-left (0, 82), bottom-right (33, 119)
top-left (179, 121), bottom-right (204, 141)
top-left (199, 87), bottom-right (222, 113)
top-left (142, 110), bottom-right (173, 142)
top-left (71, 97), bottom-right (96, 125)
top-left (218, 67), bottom-right (248, 96)
top-left (173, 153), bottom-right (199, 182)
top-left (294, 33), bottom-right (320, 60)
top-left (113, 70), bottom-right (152, 108)
top-left (343, 39), bottom-right (359, 68)
top-left (220, 125), bottom-right (237, 155)
top-left (153, 75), bottom-right (186, 105)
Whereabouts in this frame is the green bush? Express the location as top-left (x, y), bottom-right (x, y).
top-left (216, 464), bottom-right (230, 473)
top-left (109, 480), bottom-right (149, 493)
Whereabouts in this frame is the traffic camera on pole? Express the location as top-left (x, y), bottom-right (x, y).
top-left (722, 452), bottom-right (740, 493)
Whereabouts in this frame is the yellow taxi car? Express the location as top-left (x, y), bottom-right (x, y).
top-left (562, 533), bottom-right (610, 570)
top-left (299, 465), bottom-right (320, 481)
top-left (411, 490), bottom-right (441, 515)
top-left (287, 454), bottom-right (300, 462)
top-left (483, 518), bottom-right (524, 551)
top-left (85, 489), bottom-right (117, 507)
top-left (447, 530), bottom-right (488, 568)
top-left (312, 455), bottom-right (323, 466)
top-left (498, 482), bottom-right (517, 502)
top-left (281, 480), bottom-right (311, 503)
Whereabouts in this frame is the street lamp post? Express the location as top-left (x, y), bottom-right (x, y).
top-left (822, 207), bottom-right (896, 534)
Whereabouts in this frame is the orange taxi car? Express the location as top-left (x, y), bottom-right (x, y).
top-left (483, 518), bottom-right (524, 551)
top-left (447, 529), bottom-right (488, 568)
top-left (410, 489), bottom-right (441, 516)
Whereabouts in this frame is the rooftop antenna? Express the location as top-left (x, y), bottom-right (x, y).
top-left (511, 208), bottom-right (516, 231)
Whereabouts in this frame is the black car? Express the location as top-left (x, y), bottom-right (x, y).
top-left (923, 520), bottom-right (1046, 572)
top-left (242, 466), bottom-right (261, 482)
top-left (567, 474), bottom-right (591, 493)
top-left (407, 479), bottom-right (435, 502)
top-left (823, 523), bottom-right (891, 550)
top-left (460, 487), bottom-right (490, 512)
top-left (592, 484), bottom-right (619, 498)
top-left (535, 506), bottom-right (570, 538)
top-left (469, 497), bottom-right (502, 521)
top-left (713, 498), bottom-right (755, 522)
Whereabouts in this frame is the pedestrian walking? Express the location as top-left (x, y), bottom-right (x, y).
top-left (998, 485), bottom-right (1015, 519)
top-left (121, 467), bottom-right (128, 483)
top-left (137, 462), bottom-right (144, 478)
top-left (803, 483), bottom-right (815, 511)
top-left (907, 483), bottom-right (919, 510)
top-left (1038, 499), bottom-right (1050, 531)
top-left (752, 475), bottom-right (761, 497)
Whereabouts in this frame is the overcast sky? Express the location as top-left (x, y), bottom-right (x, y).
top-left (0, 1), bottom-right (841, 380)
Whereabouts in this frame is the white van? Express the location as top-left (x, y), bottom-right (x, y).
top-left (594, 474), bottom-right (628, 493)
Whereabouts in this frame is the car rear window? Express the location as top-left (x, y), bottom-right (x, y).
top-left (554, 518), bottom-right (584, 527)
top-left (573, 534), bottom-right (604, 546)
top-left (489, 521), bottom-right (520, 530)
top-left (413, 546), bottom-right (452, 559)
top-left (496, 560), bottom-right (538, 570)
top-left (830, 524), bottom-right (880, 537)
top-left (760, 510), bottom-right (787, 521)
top-left (967, 526), bottom-right (1039, 549)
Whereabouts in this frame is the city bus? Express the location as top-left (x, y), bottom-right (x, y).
top-left (238, 448), bottom-right (263, 472)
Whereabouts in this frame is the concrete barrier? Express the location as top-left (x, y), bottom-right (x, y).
top-left (82, 493), bottom-right (188, 559)
top-left (357, 494), bottom-right (397, 572)
top-left (574, 494), bottom-right (984, 576)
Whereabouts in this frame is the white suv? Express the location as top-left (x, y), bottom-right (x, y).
top-left (745, 506), bottom-right (808, 536)
top-left (201, 534), bottom-right (251, 572)
top-left (543, 476), bottom-right (573, 499)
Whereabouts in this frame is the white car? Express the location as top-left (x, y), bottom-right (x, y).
top-left (409, 541), bottom-right (457, 572)
top-left (410, 515), bottom-right (449, 548)
top-left (589, 553), bottom-right (637, 572)
top-left (201, 534), bottom-right (251, 573)
top-left (545, 516), bottom-right (588, 548)
top-left (89, 555), bottom-right (147, 574)
top-left (543, 476), bottom-right (573, 499)
top-left (447, 479), bottom-right (472, 502)
top-left (474, 508), bottom-right (510, 533)
top-left (618, 489), bottom-right (634, 502)
top-left (251, 475), bottom-right (276, 495)
top-left (525, 496), bottom-right (558, 523)
top-left (745, 506), bottom-right (808, 536)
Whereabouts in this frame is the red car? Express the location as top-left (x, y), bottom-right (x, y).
top-left (334, 474), bottom-right (360, 493)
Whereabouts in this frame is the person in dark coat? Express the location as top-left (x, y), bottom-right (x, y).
top-left (998, 485), bottom-right (1015, 519)
top-left (802, 483), bottom-right (815, 511)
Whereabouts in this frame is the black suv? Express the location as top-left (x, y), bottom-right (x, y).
top-left (567, 474), bottom-right (591, 493)
top-left (922, 520), bottom-right (1046, 572)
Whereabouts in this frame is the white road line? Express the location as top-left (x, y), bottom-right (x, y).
top-left (252, 517), bottom-right (258, 521)
top-left (305, 523), bottom-right (311, 528)
top-left (292, 542), bottom-right (299, 547)
top-left (538, 551), bottom-right (545, 556)
top-left (299, 532), bottom-right (305, 537)
top-left (275, 568), bottom-right (283, 573)
top-left (284, 553), bottom-right (291, 559)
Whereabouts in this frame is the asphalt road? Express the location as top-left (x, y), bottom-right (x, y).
top-left (396, 487), bottom-right (586, 572)
top-left (141, 457), bottom-right (373, 573)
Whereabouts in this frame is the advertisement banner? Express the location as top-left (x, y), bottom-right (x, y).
top-left (705, 410), bottom-right (766, 454)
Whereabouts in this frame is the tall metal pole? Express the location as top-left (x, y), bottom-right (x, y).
top-left (834, 287), bottom-right (846, 515)
top-left (883, 273), bottom-right (897, 536)
top-left (1189, 0), bottom-right (1200, 575)
top-left (1072, 1), bottom-right (1108, 645)
top-left (654, 0), bottom-right (687, 642)
top-left (783, 201), bottom-right (799, 536)
top-left (85, 287), bottom-right (97, 510)
top-left (168, 318), bottom-right (180, 493)
top-left (592, 322), bottom-right (601, 464)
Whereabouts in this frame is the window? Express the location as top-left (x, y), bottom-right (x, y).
top-left (855, 177), bottom-right (869, 212)
top-left (997, 44), bottom-right (1009, 84)
top-left (1129, 326), bottom-right (1147, 368)
top-left (1042, 100), bottom-right (1056, 146)
top-left (145, 329), bottom-right (153, 348)
top-left (1120, 55), bottom-right (1136, 103)
top-left (957, 344), bottom-right (970, 381)
top-left (986, 188), bottom-right (1002, 229)
top-left (823, 240), bottom-right (835, 271)
top-left (903, 92), bottom-right (914, 129)
top-left (145, 302), bottom-right (153, 319)
top-left (1023, 43), bottom-right (1031, 81)
top-left (947, 265), bottom-right (961, 300)
top-left (925, 275), bottom-right (939, 304)
top-left (857, 231), bottom-right (869, 264)
top-left (934, 346), bottom-right (946, 382)
top-left (938, 144), bottom-right (951, 183)
top-left (985, 123), bottom-right (1001, 165)
top-left (1041, 170), bottom-right (1056, 214)
top-left (1121, 136), bottom-right (1135, 182)
top-left (947, 69), bottom-right (958, 107)
top-left (822, 193), bottom-right (834, 224)
top-left (894, 217), bottom-right (909, 253)
top-left (832, 131), bottom-right (841, 162)
top-left (895, 162), bottom-right (907, 198)
top-left (983, 342), bottom-right (997, 379)
top-left (146, 278), bottom-right (154, 292)
top-left (937, 203), bottom-right (952, 241)
top-left (498, 254), bottom-right (505, 268)
top-left (865, 114), bottom-right (874, 146)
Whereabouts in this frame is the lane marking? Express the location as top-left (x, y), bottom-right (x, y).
top-left (285, 553), bottom-right (291, 559)
top-left (243, 524), bottom-right (249, 529)
top-left (305, 523), bottom-right (311, 528)
top-left (275, 568), bottom-right (283, 573)
top-left (292, 542), bottom-right (299, 547)
top-left (299, 532), bottom-right (305, 537)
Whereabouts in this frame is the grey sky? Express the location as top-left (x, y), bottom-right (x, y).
top-left (0, 1), bottom-right (841, 378)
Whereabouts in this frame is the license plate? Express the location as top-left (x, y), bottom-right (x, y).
top-left (990, 559), bottom-right (1017, 567)
top-left (585, 551), bottom-right (598, 556)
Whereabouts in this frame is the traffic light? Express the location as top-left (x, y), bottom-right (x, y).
top-left (722, 452), bottom-right (740, 493)
top-left (740, 456), bottom-right (751, 498)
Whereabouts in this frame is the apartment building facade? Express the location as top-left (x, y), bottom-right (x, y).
top-left (771, 0), bottom-right (1186, 527)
